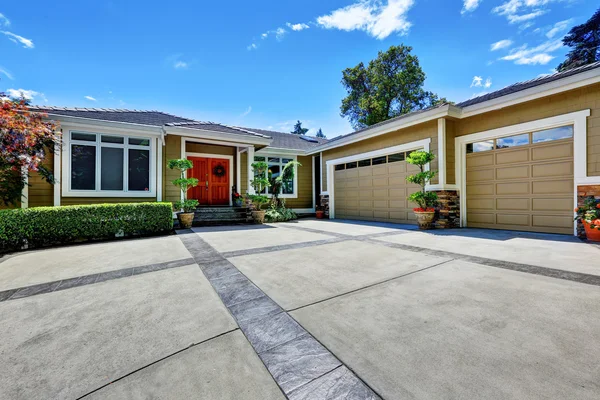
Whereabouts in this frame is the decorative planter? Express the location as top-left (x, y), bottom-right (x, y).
top-left (584, 220), bottom-right (600, 242)
top-left (414, 211), bottom-right (435, 230)
top-left (177, 212), bottom-right (195, 229)
top-left (234, 199), bottom-right (243, 207)
top-left (315, 210), bottom-right (325, 219)
top-left (252, 210), bottom-right (266, 224)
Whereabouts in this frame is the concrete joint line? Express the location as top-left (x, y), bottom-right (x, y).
top-left (0, 257), bottom-right (195, 302)
top-left (176, 230), bottom-right (381, 399)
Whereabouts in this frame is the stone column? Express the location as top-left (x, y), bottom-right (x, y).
top-left (432, 190), bottom-right (460, 229)
top-left (577, 185), bottom-right (600, 238)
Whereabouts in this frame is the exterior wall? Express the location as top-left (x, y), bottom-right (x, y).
top-left (454, 83), bottom-right (600, 177)
top-left (284, 155), bottom-right (313, 209)
top-left (240, 152), bottom-right (248, 194)
top-left (28, 148), bottom-right (55, 208)
top-left (186, 143), bottom-right (235, 156)
top-left (445, 119), bottom-right (456, 185)
top-left (164, 134), bottom-right (182, 204)
top-left (60, 197), bottom-right (157, 206)
top-left (433, 190), bottom-right (460, 228)
top-left (321, 120), bottom-right (439, 192)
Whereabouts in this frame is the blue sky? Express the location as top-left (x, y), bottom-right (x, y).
top-left (0, 0), bottom-right (596, 138)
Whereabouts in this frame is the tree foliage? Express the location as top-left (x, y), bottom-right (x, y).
top-left (340, 45), bottom-right (448, 130)
top-left (291, 120), bottom-right (309, 135)
top-left (167, 158), bottom-right (199, 212)
top-left (315, 128), bottom-right (326, 138)
top-left (0, 95), bottom-right (59, 206)
top-left (405, 150), bottom-right (438, 210)
top-left (557, 8), bottom-right (600, 72)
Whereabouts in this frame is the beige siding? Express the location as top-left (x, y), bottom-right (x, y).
top-left (28, 150), bottom-right (55, 208)
top-left (445, 119), bottom-right (456, 185)
top-left (164, 135), bottom-right (182, 203)
top-left (240, 152), bottom-right (248, 194)
top-left (285, 155), bottom-right (313, 209)
top-left (186, 143), bottom-right (235, 156)
top-left (321, 120), bottom-right (438, 191)
top-left (60, 197), bottom-right (157, 206)
top-left (455, 82), bottom-right (600, 176)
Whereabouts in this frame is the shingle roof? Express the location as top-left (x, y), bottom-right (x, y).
top-left (31, 106), bottom-right (195, 126)
top-left (457, 61), bottom-right (600, 108)
top-left (165, 122), bottom-right (271, 138)
top-left (235, 127), bottom-right (329, 150)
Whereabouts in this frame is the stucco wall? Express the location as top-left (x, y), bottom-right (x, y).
top-left (454, 82), bottom-right (600, 176)
top-left (321, 120), bottom-right (439, 191)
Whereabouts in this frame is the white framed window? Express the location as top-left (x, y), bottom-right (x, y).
top-left (64, 131), bottom-right (156, 197)
top-left (253, 154), bottom-right (298, 198)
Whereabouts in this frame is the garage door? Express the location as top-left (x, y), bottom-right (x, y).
top-left (334, 152), bottom-right (421, 224)
top-left (466, 126), bottom-right (574, 234)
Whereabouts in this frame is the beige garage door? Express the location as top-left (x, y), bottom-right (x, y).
top-left (466, 127), bottom-right (574, 234)
top-left (334, 152), bottom-right (421, 224)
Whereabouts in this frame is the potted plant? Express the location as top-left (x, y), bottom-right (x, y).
top-left (168, 159), bottom-right (199, 229)
top-left (247, 161), bottom-right (271, 224)
top-left (315, 205), bottom-right (326, 219)
top-left (575, 197), bottom-right (600, 242)
top-left (405, 150), bottom-right (438, 230)
top-left (232, 192), bottom-right (243, 207)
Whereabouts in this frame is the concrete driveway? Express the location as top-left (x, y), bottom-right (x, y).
top-left (1, 219), bottom-right (599, 399)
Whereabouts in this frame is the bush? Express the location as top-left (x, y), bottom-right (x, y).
top-left (0, 202), bottom-right (173, 252)
top-left (264, 203), bottom-right (298, 222)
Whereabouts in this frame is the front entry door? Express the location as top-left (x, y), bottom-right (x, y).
top-left (187, 157), bottom-right (230, 206)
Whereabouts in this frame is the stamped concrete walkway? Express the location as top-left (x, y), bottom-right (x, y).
top-left (1, 219), bottom-right (599, 399)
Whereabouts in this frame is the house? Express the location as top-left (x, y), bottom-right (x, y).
top-left (11, 61), bottom-right (600, 236)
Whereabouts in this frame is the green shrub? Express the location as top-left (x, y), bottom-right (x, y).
top-left (264, 203), bottom-right (298, 222)
top-left (0, 202), bottom-right (173, 252)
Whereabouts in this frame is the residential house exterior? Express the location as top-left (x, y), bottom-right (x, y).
top-left (9, 61), bottom-right (600, 237)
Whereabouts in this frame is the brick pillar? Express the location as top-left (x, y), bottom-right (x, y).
top-left (432, 190), bottom-right (460, 229)
top-left (320, 194), bottom-right (330, 217)
top-left (577, 185), bottom-right (600, 238)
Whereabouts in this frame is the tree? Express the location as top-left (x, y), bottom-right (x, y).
top-left (316, 128), bottom-right (326, 139)
top-left (291, 120), bottom-right (309, 135)
top-left (557, 8), bottom-right (600, 72)
top-left (340, 44), bottom-right (448, 130)
top-left (0, 95), bottom-right (59, 206)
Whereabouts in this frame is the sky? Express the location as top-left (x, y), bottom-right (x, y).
top-left (0, 0), bottom-right (597, 138)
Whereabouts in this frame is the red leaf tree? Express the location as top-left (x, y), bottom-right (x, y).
top-left (0, 94), bottom-right (59, 206)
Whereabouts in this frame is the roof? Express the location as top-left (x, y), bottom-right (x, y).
top-left (457, 61), bottom-right (600, 108)
top-left (165, 121), bottom-right (270, 138)
top-left (236, 127), bottom-right (329, 150)
top-left (30, 106), bottom-right (195, 126)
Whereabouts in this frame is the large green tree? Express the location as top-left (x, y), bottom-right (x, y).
top-left (340, 44), bottom-right (447, 130)
top-left (291, 120), bottom-right (309, 135)
top-left (557, 8), bottom-right (600, 72)
top-left (315, 128), bottom-right (326, 139)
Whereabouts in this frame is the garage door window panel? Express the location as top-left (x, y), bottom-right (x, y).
top-left (496, 133), bottom-right (529, 149)
top-left (532, 126), bottom-right (573, 143)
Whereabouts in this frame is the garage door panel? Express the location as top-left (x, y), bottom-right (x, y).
top-left (373, 177), bottom-right (388, 187)
top-left (496, 182), bottom-right (529, 195)
top-left (466, 137), bottom-right (573, 235)
top-left (372, 165), bottom-right (388, 176)
top-left (496, 165), bottom-right (529, 180)
top-left (532, 161), bottom-right (573, 178)
top-left (373, 189), bottom-right (388, 198)
top-left (389, 188), bottom-right (406, 198)
top-left (496, 214), bottom-right (530, 226)
top-left (388, 163), bottom-right (406, 174)
top-left (359, 178), bottom-right (373, 187)
top-left (532, 179), bottom-right (572, 194)
top-left (373, 200), bottom-right (388, 208)
top-left (496, 149), bottom-right (529, 165)
top-left (389, 211), bottom-right (408, 220)
top-left (389, 200), bottom-right (406, 209)
top-left (346, 169), bottom-right (359, 178)
top-left (359, 189), bottom-right (373, 198)
top-left (373, 211), bottom-right (389, 219)
top-left (467, 169), bottom-right (494, 182)
top-left (496, 198), bottom-right (529, 211)
top-left (359, 168), bottom-right (372, 177)
top-left (532, 142), bottom-right (572, 161)
top-left (359, 200), bottom-right (373, 208)
top-left (345, 179), bottom-right (359, 189)
top-left (388, 176), bottom-right (407, 186)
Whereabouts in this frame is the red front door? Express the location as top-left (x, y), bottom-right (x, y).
top-left (187, 157), bottom-right (230, 206)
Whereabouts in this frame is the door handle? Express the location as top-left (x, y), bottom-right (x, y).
top-left (205, 180), bottom-right (209, 190)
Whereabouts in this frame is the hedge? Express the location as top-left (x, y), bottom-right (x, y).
top-left (0, 202), bottom-right (174, 252)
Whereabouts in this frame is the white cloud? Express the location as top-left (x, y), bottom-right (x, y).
top-left (493, 0), bottom-right (522, 16)
top-left (461, 0), bottom-right (481, 14)
top-left (247, 43), bottom-right (258, 51)
top-left (490, 39), bottom-right (513, 51)
top-left (316, 0), bottom-right (415, 40)
top-left (546, 18), bottom-right (573, 38)
top-left (493, 0), bottom-right (567, 26)
top-left (6, 88), bottom-right (45, 102)
top-left (484, 77), bottom-right (492, 88)
top-left (240, 106), bottom-right (252, 117)
top-left (260, 27), bottom-right (288, 41)
top-left (500, 39), bottom-right (563, 65)
top-left (0, 13), bottom-right (10, 26)
top-left (286, 22), bottom-right (310, 31)
top-left (1, 31), bottom-right (34, 48)
top-left (0, 66), bottom-right (14, 80)
top-left (507, 10), bottom-right (546, 24)
top-left (84, 96), bottom-right (97, 101)
top-left (470, 76), bottom-right (483, 87)
top-left (174, 61), bottom-right (189, 69)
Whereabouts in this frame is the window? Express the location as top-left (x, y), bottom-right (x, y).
top-left (496, 133), bottom-right (529, 149)
top-left (335, 164), bottom-right (345, 171)
top-left (372, 156), bottom-right (387, 165)
top-left (532, 125), bottom-right (573, 143)
top-left (466, 140), bottom-right (494, 153)
top-left (387, 153), bottom-right (405, 163)
top-left (358, 159), bottom-right (371, 167)
top-left (254, 155), bottom-right (297, 196)
top-left (69, 132), bottom-right (153, 194)
top-left (346, 161), bottom-right (357, 169)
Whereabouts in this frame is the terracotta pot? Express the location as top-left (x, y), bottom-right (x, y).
top-left (252, 210), bottom-right (266, 224)
top-left (414, 211), bottom-right (435, 230)
top-left (316, 210), bottom-right (325, 219)
top-left (584, 220), bottom-right (600, 242)
top-left (177, 212), bottom-right (195, 229)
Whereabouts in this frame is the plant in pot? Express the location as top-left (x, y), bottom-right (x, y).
top-left (575, 196), bottom-right (600, 242)
top-left (405, 150), bottom-right (438, 230)
top-left (232, 191), bottom-right (243, 207)
top-left (168, 159), bottom-right (199, 229)
top-left (246, 161), bottom-right (271, 224)
top-left (315, 205), bottom-right (326, 219)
